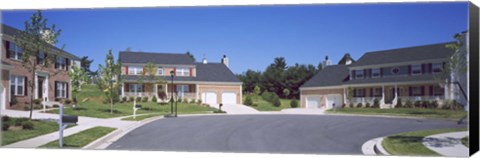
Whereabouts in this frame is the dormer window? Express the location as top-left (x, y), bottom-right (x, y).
top-left (372, 68), bottom-right (381, 78)
top-left (157, 67), bottom-right (164, 75)
top-left (355, 70), bottom-right (364, 79)
top-left (176, 68), bottom-right (190, 76)
top-left (128, 66), bottom-right (143, 75)
top-left (432, 63), bottom-right (443, 73)
top-left (411, 64), bottom-right (422, 75)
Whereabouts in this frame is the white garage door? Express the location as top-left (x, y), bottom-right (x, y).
top-left (326, 94), bottom-right (342, 109)
top-left (306, 96), bottom-right (321, 109)
top-left (221, 92), bottom-right (237, 104)
top-left (201, 92), bottom-right (217, 105)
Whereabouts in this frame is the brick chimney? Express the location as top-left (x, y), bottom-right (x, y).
top-left (221, 55), bottom-right (229, 67)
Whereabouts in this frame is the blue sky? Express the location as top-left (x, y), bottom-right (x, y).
top-left (1, 2), bottom-right (468, 74)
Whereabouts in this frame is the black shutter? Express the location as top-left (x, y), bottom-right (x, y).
top-left (420, 86), bottom-right (425, 96)
top-left (421, 64), bottom-right (426, 74)
top-left (352, 71), bottom-right (356, 79)
top-left (142, 84), bottom-right (145, 92)
top-left (54, 55), bottom-right (58, 69)
top-left (429, 86), bottom-right (433, 96)
top-left (125, 83), bottom-right (129, 92)
top-left (65, 58), bottom-right (69, 71)
top-left (66, 82), bottom-right (69, 98)
top-left (24, 77), bottom-right (27, 96)
top-left (428, 63), bottom-right (433, 73)
top-left (369, 88), bottom-right (373, 97)
top-left (380, 68), bottom-right (383, 77)
top-left (4, 40), bottom-right (10, 58)
top-left (409, 87), bottom-right (412, 96)
top-left (36, 51), bottom-right (40, 64)
top-left (54, 81), bottom-right (58, 98)
top-left (408, 65), bottom-right (412, 75)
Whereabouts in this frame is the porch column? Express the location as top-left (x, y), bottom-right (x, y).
top-left (165, 83), bottom-right (169, 99)
top-left (394, 85), bottom-right (398, 98)
top-left (121, 83), bottom-right (125, 97)
top-left (444, 83), bottom-right (450, 100)
top-left (382, 85), bottom-right (385, 105)
top-left (394, 84), bottom-right (398, 106)
top-left (343, 87), bottom-right (347, 104)
top-left (196, 84), bottom-right (199, 100)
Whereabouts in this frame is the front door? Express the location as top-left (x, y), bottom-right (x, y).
top-left (157, 85), bottom-right (165, 100)
top-left (38, 77), bottom-right (45, 99)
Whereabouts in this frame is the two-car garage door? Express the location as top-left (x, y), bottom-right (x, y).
top-left (306, 94), bottom-right (342, 109)
top-left (201, 92), bottom-right (237, 105)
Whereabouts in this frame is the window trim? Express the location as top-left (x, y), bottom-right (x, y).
top-left (372, 88), bottom-right (382, 97)
top-left (432, 63), bottom-right (443, 73)
top-left (433, 86), bottom-right (444, 96)
top-left (8, 42), bottom-right (23, 60)
top-left (411, 86), bottom-right (423, 96)
top-left (371, 68), bottom-right (381, 78)
top-left (37, 51), bottom-right (46, 65)
top-left (355, 70), bottom-right (364, 79)
top-left (128, 66), bottom-right (144, 75)
top-left (56, 56), bottom-right (66, 70)
top-left (176, 68), bottom-right (190, 76)
top-left (128, 84), bottom-right (143, 94)
top-left (10, 75), bottom-right (25, 96)
top-left (56, 82), bottom-right (67, 98)
top-left (411, 64), bottom-right (422, 75)
top-left (157, 67), bottom-right (164, 75)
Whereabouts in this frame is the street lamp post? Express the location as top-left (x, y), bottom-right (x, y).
top-left (170, 70), bottom-right (174, 116)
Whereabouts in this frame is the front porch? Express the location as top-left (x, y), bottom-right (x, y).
top-left (122, 82), bottom-right (198, 102)
top-left (347, 83), bottom-right (449, 108)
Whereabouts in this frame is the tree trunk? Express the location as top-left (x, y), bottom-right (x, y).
top-left (29, 65), bottom-right (36, 119)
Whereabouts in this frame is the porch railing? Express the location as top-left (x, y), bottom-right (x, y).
top-left (398, 96), bottom-right (445, 102)
top-left (352, 97), bottom-right (382, 104)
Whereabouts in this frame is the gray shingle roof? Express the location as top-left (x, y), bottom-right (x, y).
top-left (1, 24), bottom-right (80, 60)
top-left (123, 62), bottom-right (241, 83)
top-left (301, 65), bottom-right (349, 88)
top-left (119, 51), bottom-right (194, 65)
top-left (349, 42), bottom-right (455, 67)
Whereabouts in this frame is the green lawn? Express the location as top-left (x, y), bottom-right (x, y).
top-left (243, 95), bottom-right (295, 111)
top-left (461, 136), bottom-right (469, 147)
top-left (41, 126), bottom-right (116, 148)
top-left (2, 118), bottom-right (69, 146)
top-left (325, 108), bottom-right (467, 120)
top-left (46, 84), bottom-right (218, 118)
top-left (382, 128), bottom-right (467, 156)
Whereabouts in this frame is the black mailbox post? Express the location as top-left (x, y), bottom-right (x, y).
top-left (219, 103), bottom-right (223, 111)
top-left (62, 115), bottom-right (78, 124)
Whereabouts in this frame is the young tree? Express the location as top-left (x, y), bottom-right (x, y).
top-left (143, 62), bottom-right (166, 110)
top-left (96, 49), bottom-right (123, 114)
top-left (68, 64), bottom-right (88, 109)
top-left (186, 51), bottom-right (195, 62)
top-left (14, 10), bottom-right (62, 119)
top-left (254, 85), bottom-right (261, 101)
top-left (283, 88), bottom-right (290, 99)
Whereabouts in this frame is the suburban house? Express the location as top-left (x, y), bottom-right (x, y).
top-left (300, 33), bottom-right (469, 109)
top-left (1, 24), bottom-right (81, 110)
top-left (119, 51), bottom-right (243, 105)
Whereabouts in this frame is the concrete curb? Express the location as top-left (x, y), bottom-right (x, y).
top-left (361, 137), bottom-right (390, 156)
top-left (422, 131), bottom-right (469, 157)
top-left (323, 112), bottom-right (439, 120)
top-left (83, 115), bottom-right (164, 149)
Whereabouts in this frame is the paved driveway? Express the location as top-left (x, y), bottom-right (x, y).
top-left (107, 115), bottom-right (465, 154)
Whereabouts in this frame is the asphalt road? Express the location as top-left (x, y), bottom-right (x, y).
top-left (107, 115), bottom-right (466, 155)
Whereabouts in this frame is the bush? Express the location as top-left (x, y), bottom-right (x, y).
top-left (64, 99), bottom-right (72, 105)
top-left (356, 102), bottom-right (363, 108)
top-left (349, 103), bottom-right (354, 108)
top-left (252, 103), bottom-right (258, 107)
top-left (54, 98), bottom-right (60, 102)
top-left (33, 99), bottom-right (42, 105)
top-left (431, 100), bottom-right (439, 109)
top-left (261, 92), bottom-right (279, 103)
top-left (14, 118), bottom-right (30, 126)
top-left (190, 99), bottom-right (196, 104)
top-left (177, 98), bottom-right (182, 103)
top-left (129, 96), bottom-right (135, 102)
top-left (53, 104), bottom-right (60, 108)
top-left (142, 96), bottom-right (148, 102)
top-left (272, 97), bottom-right (281, 107)
top-left (244, 95), bottom-right (253, 106)
top-left (341, 103), bottom-right (346, 108)
top-left (396, 98), bottom-right (403, 108)
top-left (24, 106), bottom-right (31, 111)
top-left (414, 101), bottom-right (422, 108)
top-left (10, 96), bottom-right (18, 105)
top-left (197, 99), bottom-right (202, 105)
top-left (136, 97), bottom-right (141, 102)
top-left (122, 96), bottom-right (128, 102)
top-left (290, 100), bottom-right (299, 108)
top-left (365, 102), bottom-right (371, 108)
top-left (2, 116), bottom-right (11, 122)
top-left (21, 121), bottom-right (34, 130)
top-left (183, 99), bottom-right (189, 103)
top-left (372, 99), bottom-right (380, 108)
top-left (405, 100), bottom-right (413, 108)
top-left (152, 96), bottom-right (157, 102)
top-left (2, 123), bottom-right (10, 131)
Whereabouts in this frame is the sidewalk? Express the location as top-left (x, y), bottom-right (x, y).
top-left (422, 131), bottom-right (469, 157)
top-left (1, 109), bottom-right (137, 148)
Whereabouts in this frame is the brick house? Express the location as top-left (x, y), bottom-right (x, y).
top-left (119, 51), bottom-right (242, 105)
top-left (1, 24), bottom-right (80, 110)
top-left (300, 33), bottom-right (469, 109)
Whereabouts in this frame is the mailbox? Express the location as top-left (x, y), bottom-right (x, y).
top-left (62, 115), bottom-right (78, 124)
top-left (135, 104), bottom-right (142, 109)
top-left (219, 103), bottom-right (223, 107)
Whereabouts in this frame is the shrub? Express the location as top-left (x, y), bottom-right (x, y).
top-left (272, 97), bottom-right (281, 107)
top-left (197, 99), bottom-right (202, 105)
top-left (414, 101), bottom-right (422, 108)
top-left (33, 105), bottom-right (42, 110)
top-left (24, 106), bottom-right (31, 111)
top-left (431, 100), bottom-right (439, 109)
top-left (2, 123), bottom-right (10, 131)
top-left (183, 99), bottom-right (189, 103)
top-left (372, 99), bottom-right (380, 108)
top-left (33, 99), bottom-right (42, 105)
top-left (349, 103), bottom-right (354, 108)
top-left (21, 121), bottom-right (34, 130)
top-left (10, 96), bottom-right (18, 105)
top-left (2, 116), bottom-right (11, 122)
top-left (365, 102), bottom-right (371, 108)
top-left (122, 96), bottom-right (128, 102)
top-left (64, 99), bottom-right (72, 105)
top-left (136, 97), bottom-right (141, 102)
top-left (53, 104), bottom-right (60, 108)
top-left (244, 95), bottom-right (253, 106)
top-left (177, 98), bottom-right (182, 103)
top-left (54, 98), bottom-right (60, 102)
top-left (290, 99), bottom-right (299, 108)
top-left (356, 102), bottom-right (363, 108)
top-left (396, 98), bottom-right (403, 108)
top-left (252, 103), bottom-right (258, 107)
top-left (405, 100), bottom-right (413, 108)
top-left (129, 96), bottom-right (135, 102)
top-left (190, 99), bottom-right (196, 104)
top-left (152, 96), bottom-right (157, 102)
top-left (142, 96), bottom-right (148, 102)
top-left (14, 118), bottom-right (30, 126)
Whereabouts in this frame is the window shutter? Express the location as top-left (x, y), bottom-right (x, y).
top-left (54, 55), bottom-right (58, 69)
top-left (54, 81), bottom-right (58, 98)
top-left (125, 83), bottom-right (129, 92)
top-left (420, 86), bottom-right (424, 96)
top-left (352, 71), bottom-right (356, 79)
top-left (421, 64), bottom-right (425, 74)
top-left (353, 89), bottom-right (356, 97)
top-left (125, 66), bottom-right (128, 75)
top-left (65, 58), bottom-right (69, 71)
top-left (380, 68), bottom-right (383, 77)
top-left (408, 87), bottom-right (412, 96)
top-left (189, 68), bottom-right (193, 77)
top-left (24, 77), bottom-right (28, 96)
top-left (369, 88), bottom-right (373, 97)
top-left (66, 82), bottom-right (69, 98)
top-left (429, 86), bottom-right (433, 96)
top-left (36, 51), bottom-right (40, 64)
top-left (4, 40), bottom-right (10, 58)
top-left (408, 65), bottom-right (412, 75)
top-left (428, 63), bottom-right (433, 73)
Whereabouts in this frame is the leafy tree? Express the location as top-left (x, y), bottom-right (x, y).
top-left (338, 53), bottom-right (356, 65)
top-left (68, 64), bottom-right (88, 109)
top-left (14, 10), bottom-right (62, 119)
top-left (237, 70), bottom-right (262, 93)
top-left (143, 62), bottom-right (166, 110)
top-left (96, 49), bottom-right (123, 114)
top-left (244, 95), bottom-right (253, 106)
top-left (186, 51), bottom-right (195, 62)
top-left (283, 88), bottom-right (290, 98)
top-left (254, 85), bottom-right (261, 101)
top-left (80, 56), bottom-right (94, 74)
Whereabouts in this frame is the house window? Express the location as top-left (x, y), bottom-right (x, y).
top-left (56, 56), bottom-right (66, 70)
top-left (128, 84), bottom-right (143, 94)
top-left (411, 64), bottom-right (422, 75)
top-left (128, 66), bottom-right (143, 75)
top-left (354, 88), bottom-right (365, 97)
top-left (372, 68), bottom-right (381, 78)
top-left (432, 63), bottom-right (443, 73)
top-left (176, 68), bottom-right (190, 76)
top-left (355, 70), bottom-right (364, 79)
top-left (37, 51), bottom-right (46, 65)
top-left (8, 42), bottom-right (23, 60)
top-left (411, 86), bottom-right (423, 96)
top-left (372, 88), bottom-right (382, 97)
top-left (176, 85), bottom-right (189, 92)
top-left (56, 82), bottom-right (67, 98)
top-left (10, 75), bottom-right (25, 96)
top-left (157, 67), bottom-right (164, 75)
top-left (391, 67), bottom-right (400, 74)
top-left (433, 86), bottom-right (444, 96)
